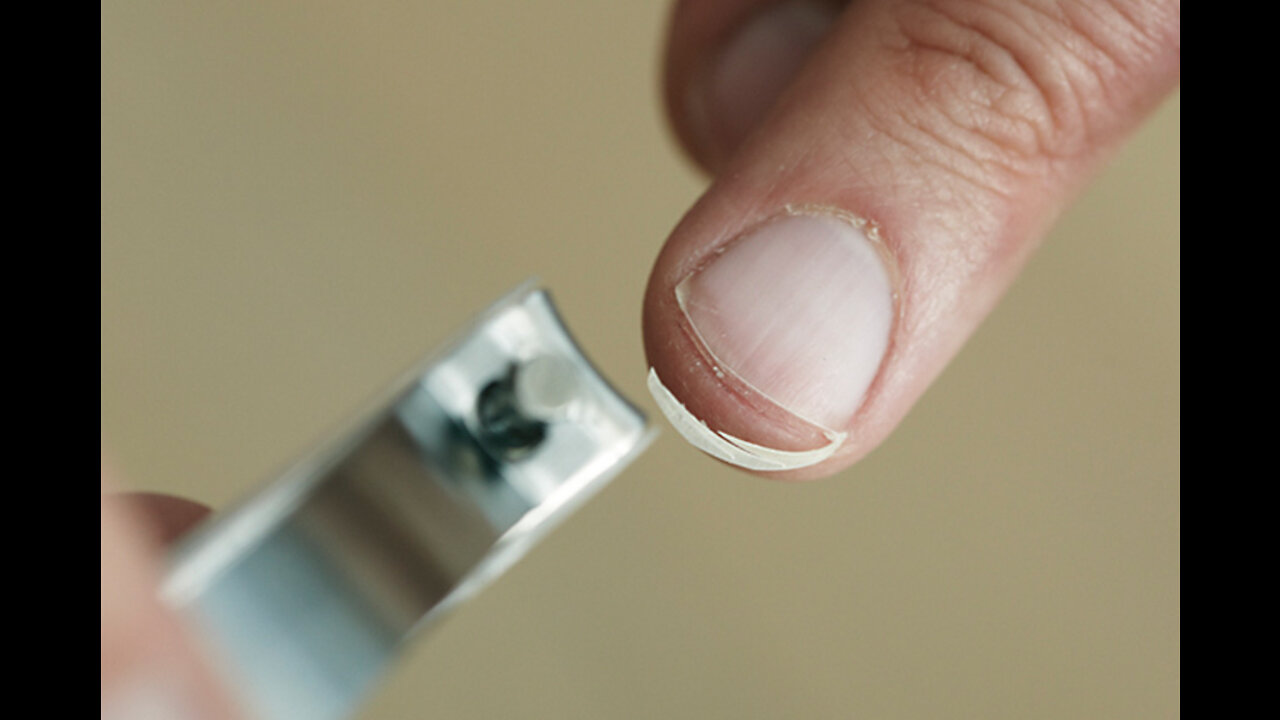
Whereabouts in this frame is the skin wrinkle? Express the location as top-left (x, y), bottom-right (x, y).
top-left (1056, 0), bottom-right (1178, 135)
top-left (888, 0), bottom-right (1109, 168)
top-left (845, 53), bottom-right (1032, 199)
top-left (889, 13), bottom-right (1040, 153)
top-left (874, 107), bottom-right (1026, 200)
top-left (1012, 8), bottom-right (1108, 153)
top-left (845, 75), bottom-right (1050, 286)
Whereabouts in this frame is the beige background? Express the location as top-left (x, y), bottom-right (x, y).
top-left (102, 2), bottom-right (1179, 718)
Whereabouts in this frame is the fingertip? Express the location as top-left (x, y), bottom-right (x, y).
top-left (648, 0), bottom-right (1179, 482)
top-left (113, 492), bottom-right (213, 547)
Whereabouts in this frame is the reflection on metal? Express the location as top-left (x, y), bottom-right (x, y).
top-left (163, 283), bottom-right (653, 720)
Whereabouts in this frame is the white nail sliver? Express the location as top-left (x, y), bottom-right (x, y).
top-left (647, 368), bottom-right (845, 471)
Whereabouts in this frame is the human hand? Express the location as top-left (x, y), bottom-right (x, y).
top-left (643, 0), bottom-right (1178, 478)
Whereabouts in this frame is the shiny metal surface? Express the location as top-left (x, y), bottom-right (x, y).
top-left (162, 284), bottom-right (653, 720)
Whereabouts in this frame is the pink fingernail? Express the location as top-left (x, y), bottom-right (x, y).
top-left (677, 208), bottom-right (896, 431)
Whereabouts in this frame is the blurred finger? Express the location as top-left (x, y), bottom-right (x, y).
top-left (102, 476), bottom-right (241, 718)
top-left (112, 492), bottom-right (212, 547)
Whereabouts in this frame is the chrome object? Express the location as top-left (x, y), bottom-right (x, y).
top-left (162, 284), bottom-right (652, 720)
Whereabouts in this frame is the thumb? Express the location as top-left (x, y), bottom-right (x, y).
top-left (645, 0), bottom-right (1178, 478)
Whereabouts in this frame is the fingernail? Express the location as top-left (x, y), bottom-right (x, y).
top-left (692, 1), bottom-right (837, 162)
top-left (676, 208), bottom-right (895, 431)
